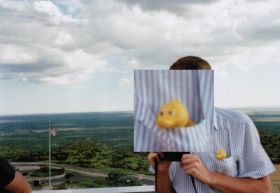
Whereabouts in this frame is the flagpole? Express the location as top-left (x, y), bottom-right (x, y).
top-left (49, 120), bottom-right (52, 189)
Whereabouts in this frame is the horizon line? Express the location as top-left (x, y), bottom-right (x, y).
top-left (0, 110), bottom-right (133, 117)
top-left (1, 106), bottom-right (280, 117)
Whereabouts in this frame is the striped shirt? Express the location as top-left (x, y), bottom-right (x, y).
top-left (168, 108), bottom-right (276, 193)
top-left (134, 70), bottom-right (214, 152)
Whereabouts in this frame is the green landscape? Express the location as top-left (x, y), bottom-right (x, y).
top-left (0, 109), bottom-right (279, 189)
top-left (0, 139), bottom-right (150, 190)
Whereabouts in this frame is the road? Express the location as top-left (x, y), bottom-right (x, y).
top-left (12, 162), bottom-right (154, 185)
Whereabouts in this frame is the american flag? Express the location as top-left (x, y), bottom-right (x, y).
top-left (50, 128), bottom-right (56, 137)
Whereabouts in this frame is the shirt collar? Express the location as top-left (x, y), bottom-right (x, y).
top-left (214, 109), bottom-right (219, 130)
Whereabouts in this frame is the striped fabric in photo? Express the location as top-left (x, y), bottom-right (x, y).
top-left (134, 70), bottom-right (214, 152)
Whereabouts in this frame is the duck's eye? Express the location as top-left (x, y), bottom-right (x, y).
top-left (160, 111), bottom-right (164, 116)
top-left (168, 110), bottom-right (173, 115)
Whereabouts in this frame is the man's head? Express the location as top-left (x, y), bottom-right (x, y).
top-left (170, 56), bottom-right (212, 70)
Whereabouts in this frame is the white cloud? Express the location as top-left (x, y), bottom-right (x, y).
top-left (54, 31), bottom-right (74, 46)
top-left (0, 0), bottom-right (29, 11)
top-left (64, 49), bottom-right (102, 70)
top-left (0, 0), bottom-right (279, 90)
top-left (119, 78), bottom-right (132, 87)
top-left (0, 0), bottom-right (279, 114)
top-left (0, 44), bottom-right (38, 64)
top-left (0, 0), bottom-right (110, 85)
top-left (33, 0), bottom-right (80, 24)
top-left (0, 44), bottom-right (110, 85)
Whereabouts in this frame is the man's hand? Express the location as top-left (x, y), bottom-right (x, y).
top-left (148, 152), bottom-right (173, 193)
top-left (181, 154), bottom-right (271, 193)
top-left (181, 154), bottom-right (213, 184)
top-left (147, 152), bottom-right (164, 167)
top-left (148, 152), bottom-right (171, 174)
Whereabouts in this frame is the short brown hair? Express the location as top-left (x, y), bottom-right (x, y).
top-left (170, 56), bottom-right (211, 70)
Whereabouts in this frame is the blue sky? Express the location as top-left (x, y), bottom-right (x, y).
top-left (0, 0), bottom-right (280, 115)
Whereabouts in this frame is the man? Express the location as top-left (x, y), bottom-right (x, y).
top-left (0, 156), bottom-right (32, 193)
top-left (148, 56), bottom-right (275, 193)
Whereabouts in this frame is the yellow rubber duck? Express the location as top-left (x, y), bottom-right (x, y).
top-left (156, 99), bottom-right (195, 129)
top-left (215, 149), bottom-right (227, 160)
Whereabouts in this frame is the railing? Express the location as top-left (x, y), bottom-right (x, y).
top-left (12, 162), bottom-right (155, 193)
top-left (33, 186), bottom-right (155, 193)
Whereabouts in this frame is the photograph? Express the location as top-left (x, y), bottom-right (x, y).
top-left (134, 70), bottom-right (214, 152)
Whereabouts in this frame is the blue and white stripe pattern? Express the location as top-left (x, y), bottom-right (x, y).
top-left (134, 70), bottom-right (214, 152)
top-left (168, 108), bottom-right (276, 193)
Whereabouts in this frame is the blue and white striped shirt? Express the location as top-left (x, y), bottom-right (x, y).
top-left (134, 70), bottom-right (214, 152)
top-left (169, 108), bottom-right (276, 193)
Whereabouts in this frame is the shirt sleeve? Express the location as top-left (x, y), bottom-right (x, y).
top-left (149, 165), bottom-right (155, 174)
top-left (0, 157), bottom-right (16, 187)
top-left (238, 115), bottom-right (275, 178)
top-left (168, 162), bottom-right (179, 182)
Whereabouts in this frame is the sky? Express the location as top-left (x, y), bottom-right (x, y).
top-left (0, 0), bottom-right (279, 115)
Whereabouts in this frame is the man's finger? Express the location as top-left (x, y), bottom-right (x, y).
top-left (181, 154), bottom-right (199, 160)
top-left (181, 156), bottom-right (199, 165)
top-left (182, 162), bottom-right (199, 171)
top-left (158, 152), bottom-right (164, 158)
top-left (185, 168), bottom-right (197, 177)
top-left (148, 153), bottom-right (159, 166)
top-left (155, 155), bottom-right (161, 163)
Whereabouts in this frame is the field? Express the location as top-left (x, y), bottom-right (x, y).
top-left (242, 108), bottom-right (280, 134)
top-left (0, 108), bottom-right (279, 189)
top-left (0, 112), bottom-right (134, 151)
top-left (0, 108), bottom-right (280, 152)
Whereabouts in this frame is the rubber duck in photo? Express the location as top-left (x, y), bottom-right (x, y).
top-left (156, 99), bottom-right (196, 129)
